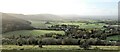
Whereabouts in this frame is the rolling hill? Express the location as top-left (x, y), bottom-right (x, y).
top-left (7, 13), bottom-right (118, 21)
top-left (2, 13), bottom-right (33, 33)
top-left (7, 13), bottom-right (64, 21)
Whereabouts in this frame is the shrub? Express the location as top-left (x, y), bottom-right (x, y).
top-left (42, 38), bottom-right (57, 45)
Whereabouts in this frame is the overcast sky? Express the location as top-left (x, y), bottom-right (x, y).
top-left (0, 0), bottom-right (119, 16)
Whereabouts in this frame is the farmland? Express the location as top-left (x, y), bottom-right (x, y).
top-left (30, 21), bottom-right (106, 29)
top-left (2, 13), bottom-right (120, 52)
top-left (107, 35), bottom-right (120, 41)
top-left (3, 30), bottom-right (65, 36)
top-left (59, 22), bottom-right (106, 29)
top-left (1, 0), bottom-right (120, 52)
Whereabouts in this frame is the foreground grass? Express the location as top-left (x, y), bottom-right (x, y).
top-left (3, 30), bottom-right (65, 36)
top-left (2, 45), bottom-right (120, 52)
top-left (2, 45), bottom-right (119, 50)
top-left (2, 50), bottom-right (119, 52)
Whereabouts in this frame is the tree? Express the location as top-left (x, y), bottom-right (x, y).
top-left (17, 38), bottom-right (23, 46)
top-left (79, 39), bottom-right (91, 50)
top-left (45, 21), bottom-right (51, 24)
top-left (38, 36), bottom-right (42, 48)
top-left (100, 34), bottom-right (107, 40)
top-left (38, 40), bottom-right (42, 48)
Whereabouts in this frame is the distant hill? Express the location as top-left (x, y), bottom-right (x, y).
top-left (27, 14), bottom-right (64, 21)
top-left (60, 15), bottom-right (118, 21)
top-left (3, 12), bottom-right (118, 21)
top-left (2, 13), bottom-right (33, 33)
top-left (6, 13), bottom-right (28, 20)
top-left (7, 13), bottom-right (64, 21)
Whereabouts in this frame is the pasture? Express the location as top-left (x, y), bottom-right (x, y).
top-left (2, 21), bottom-right (119, 52)
top-left (59, 22), bottom-right (106, 29)
top-left (3, 30), bottom-right (65, 37)
top-left (30, 21), bottom-right (106, 29)
top-left (107, 35), bottom-right (120, 41)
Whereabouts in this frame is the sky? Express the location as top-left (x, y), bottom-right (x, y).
top-left (0, 0), bottom-right (119, 16)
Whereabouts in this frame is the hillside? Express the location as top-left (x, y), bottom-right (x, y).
top-left (7, 13), bottom-right (64, 21)
top-left (27, 14), bottom-right (64, 21)
top-left (2, 13), bottom-right (33, 33)
top-left (7, 13), bottom-right (118, 21)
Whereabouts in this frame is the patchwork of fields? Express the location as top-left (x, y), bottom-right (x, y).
top-left (30, 21), bottom-right (106, 29)
top-left (2, 21), bottom-right (119, 52)
top-left (3, 21), bottom-right (119, 42)
top-left (3, 21), bottom-right (106, 37)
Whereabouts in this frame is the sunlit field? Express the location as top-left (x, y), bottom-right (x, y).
top-left (2, 45), bottom-right (120, 52)
top-left (2, 45), bottom-right (119, 50)
top-left (31, 21), bottom-right (106, 29)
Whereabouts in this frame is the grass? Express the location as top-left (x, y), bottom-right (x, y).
top-left (2, 45), bottom-right (79, 50)
top-left (2, 45), bottom-right (119, 50)
top-left (30, 21), bottom-right (106, 29)
top-left (2, 50), bottom-right (119, 52)
top-left (3, 30), bottom-right (65, 36)
top-left (59, 22), bottom-right (106, 29)
top-left (107, 35), bottom-right (120, 41)
top-left (30, 21), bottom-right (57, 28)
top-left (2, 45), bottom-right (120, 52)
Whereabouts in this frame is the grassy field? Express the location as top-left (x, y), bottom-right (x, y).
top-left (2, 45), bottom-right (120, 52)
top-left (3, 30), bottom-right (65, 36)
top-left (30, 21), bottom-right (57, 28)
top-left (2, 50), bottom-right (119, 52)
top-left (107, 35), bottom-right (120, 41)
top-left (59, 22), bottom-right (106, 29)
top-left (4, 21), bottom-right (105, 37)
top-left (30, 21), bottom-right (106, 29)
top-left (2, 45), bottom-right (119, 50)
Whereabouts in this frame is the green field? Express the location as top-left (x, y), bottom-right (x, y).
top-left (2, 45), bottom-right (119, 50)
top-left (30, 21), bottom-right (57, 28)
top-left (59, 22), bottom-right (106, 29)
top-left (30, 21), bottom-right (106, 29)
top-left (2, 21), bottom-right (118, 52)
top-left (107, 35), bottom-right (120, 41)
top-left (3, 30), bottom-right (65, 36)
top-left (2, 45), bottom-right (120, 52)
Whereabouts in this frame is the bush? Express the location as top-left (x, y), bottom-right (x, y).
top-left (62, 37), bottom-right (78, 45)
top-left (42, 38), bottom-right (57, 45)
top-left (79, 39), bottom-right (91, 50)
